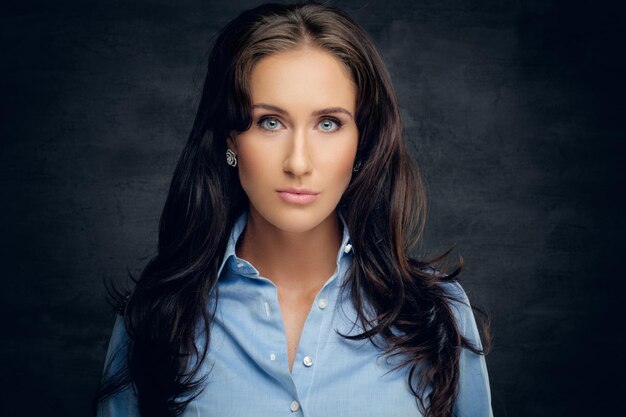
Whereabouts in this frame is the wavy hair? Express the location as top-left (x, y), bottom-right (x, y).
top-left (94, 2), bottom-right (491, 416)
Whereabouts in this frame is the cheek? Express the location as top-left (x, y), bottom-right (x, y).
top-left (236, 144), bottom-right (278, 194)
top-left (237, 157), bottom-right (262, 195)
top-left (331, 156), bottom-right (354, 183)
top-left (319, 141), bottom-right (357, 189)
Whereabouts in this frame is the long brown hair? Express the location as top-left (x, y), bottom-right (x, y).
top-left (94, 2), bottom-right (490, 416)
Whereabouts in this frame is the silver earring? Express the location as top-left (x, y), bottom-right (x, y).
top-left (226, 149), bottom-right (237, 167)
top-left (353, 160), bottom-right (362, 172)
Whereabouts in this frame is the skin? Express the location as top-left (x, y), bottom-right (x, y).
top-left (226, 44), bottom-right (359, 372)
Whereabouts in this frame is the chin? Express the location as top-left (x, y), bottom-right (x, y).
top-left (273, 211), bottom-right (327, 234)
top-left (256, 206), bottom-right (336, 234)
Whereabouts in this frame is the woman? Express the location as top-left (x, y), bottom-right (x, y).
top-left (94, 2), bottom-right (492, 417)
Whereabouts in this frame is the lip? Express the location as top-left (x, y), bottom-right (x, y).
top-left (276, 188), bottom-right (320, 205)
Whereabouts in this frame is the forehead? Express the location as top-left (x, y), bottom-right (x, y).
top-left (248, 46), bottom-right (357, 112)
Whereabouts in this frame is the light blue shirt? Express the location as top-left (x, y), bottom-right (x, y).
top-left (98, 210), bottom-right (493, 416)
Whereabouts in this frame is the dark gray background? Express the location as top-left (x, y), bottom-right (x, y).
top-left (1, 0), bottom-right (623, 415)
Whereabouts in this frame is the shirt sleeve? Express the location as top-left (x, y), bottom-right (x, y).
top-left (443, 281), bottom-right (494, 417)
top-left (96, 314), bottom-right (141, 417)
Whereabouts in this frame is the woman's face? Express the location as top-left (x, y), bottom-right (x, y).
top-left (227, 45), bottom-right (358, 234)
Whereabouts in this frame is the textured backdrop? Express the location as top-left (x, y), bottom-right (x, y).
top-left (1, 0), bottom-right (623, 415)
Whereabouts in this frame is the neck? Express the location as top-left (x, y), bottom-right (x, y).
top-left (236, 207), bottom-right (343, 294)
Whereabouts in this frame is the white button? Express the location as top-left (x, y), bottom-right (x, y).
top-left (317, 298), bottom-right (328, 310)
top-left (344, 243), bottom-right (352, 253)
top-left (236, 262), bottom-right (243, 268)
top-left (303, 356), bottom-right (313, 367)
top-left (290, 400), bottom-right (300, 412)
top-left (270, 353), bottom-right (276, 361)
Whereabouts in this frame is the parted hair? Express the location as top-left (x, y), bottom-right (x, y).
top-left (94, 2), bottom-right (490, 416)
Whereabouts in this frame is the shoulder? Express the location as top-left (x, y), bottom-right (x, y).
top-left (437, 279), bottom-right (468, 300)
top-left (97, 314), bottom-right (141, 417)
top-left (414, 267), bottom-right (474, 335)
top-left (435, 281), bottom-right (493, 415)
top-left (436, 280), bottom-right (479, 344)
top-left (437, 279), bottom-right (470, 309)
top-left (102, 314), bottom-right (130, 376)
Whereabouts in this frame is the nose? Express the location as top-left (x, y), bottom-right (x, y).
top-left (282, 128), bottom-right (313, 176)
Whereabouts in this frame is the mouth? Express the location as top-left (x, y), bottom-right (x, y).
top-left (276, 188), bottom-right (320, 205)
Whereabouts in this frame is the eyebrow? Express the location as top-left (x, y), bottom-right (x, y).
top-left (252, 103), bottom-right (354, 120)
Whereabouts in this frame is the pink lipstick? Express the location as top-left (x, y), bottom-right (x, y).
top-left (276, 188), bottom-right (319, 205)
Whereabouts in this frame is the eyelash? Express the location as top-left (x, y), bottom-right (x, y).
top-left (256, 116), bottom-right (344, 134)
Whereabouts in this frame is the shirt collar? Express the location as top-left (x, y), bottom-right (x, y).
top-left (216, 209), bottom-right (353, 279)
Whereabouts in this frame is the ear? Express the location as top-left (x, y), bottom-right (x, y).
top-left (226, 131), bottom-right (238, 153)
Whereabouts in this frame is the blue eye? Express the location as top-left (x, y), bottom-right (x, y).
top-left (319, 118), bottom-right (343, 132)
top-left (256, 116), bottom-right (344, 133)
top-left (257, 116), bottom-right (283, 131)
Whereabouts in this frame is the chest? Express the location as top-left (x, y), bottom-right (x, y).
top-left (188, 276), bottom-right (429, 417)
top-left (277, 288), bottom-right (318, 372)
